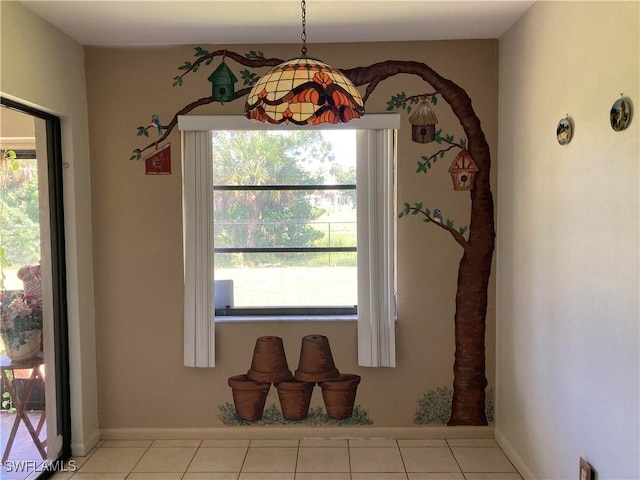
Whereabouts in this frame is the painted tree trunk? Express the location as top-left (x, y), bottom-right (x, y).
top-left (346, 61), bottom-right (495, 426)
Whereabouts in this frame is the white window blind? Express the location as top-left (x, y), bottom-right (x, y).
top-left (179, 116), bottom-right (398, 368)
top-left (356, 129), bottom-right (397, 367)
top-left (182, 131), bottom-right (216, 367)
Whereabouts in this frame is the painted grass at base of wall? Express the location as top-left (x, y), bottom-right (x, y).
top-left (218, 403), bottom-right (373, 426)
top-left (414, 386), bottom-right (494, 425)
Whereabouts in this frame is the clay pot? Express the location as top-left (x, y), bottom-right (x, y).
top-left (228, 375), bottom-right (270, 421)
top-left (294, 334), bottom-right (340, 382)
top-left (319, 374), bottom-right (361, 420)
top-left (275, 380), bottom-right (314, 421)
top-left (2, 329), bottom-right (42, 362)
top-left (246, 336), bottom-right (293, 383)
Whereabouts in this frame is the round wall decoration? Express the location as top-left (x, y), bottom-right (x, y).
top-left (556, 117), bottom-right (573, 145)
top-left (610, 97), bottom-right (631, 132)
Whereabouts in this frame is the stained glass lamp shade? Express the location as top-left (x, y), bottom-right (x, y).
top-left (244, 57), bottom-right (365, 125)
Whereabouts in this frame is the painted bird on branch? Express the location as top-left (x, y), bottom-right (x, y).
top-left (151, 114), bottom-right (163, 136)
top-left (433, 208), bottom-right (444, 227)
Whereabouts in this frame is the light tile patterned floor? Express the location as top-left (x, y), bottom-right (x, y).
top-left (48, 438), bottom-right (522, 480)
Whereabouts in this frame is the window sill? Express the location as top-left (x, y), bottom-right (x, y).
top-left (215, 315), bottom-right (356, 323)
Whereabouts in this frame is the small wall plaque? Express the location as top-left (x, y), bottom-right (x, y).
top-left (557, 117), bottom-right (573, 145)
top-left (610, 97), bottom-right (631, 132)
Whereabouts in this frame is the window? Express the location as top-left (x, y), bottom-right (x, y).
top-left (179, 115), bottom-right (399, 368)
top-left (212, 130), bottom-right (357, 317)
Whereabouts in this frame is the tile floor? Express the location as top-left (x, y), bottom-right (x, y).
top-left (48, 438), bottom-right (522, 480)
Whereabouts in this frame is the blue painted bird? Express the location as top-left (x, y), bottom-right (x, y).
top-left (151, 114), bottom-right (163, 136)
top-left (433, 208), bottom-right (444, 227)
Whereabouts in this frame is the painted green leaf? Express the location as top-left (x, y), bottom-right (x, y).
top-left (425, 208), bottom-right (431, 216)
top-left (178, 61), bottom-right (193, 71)
top-left (446, 134), bottom-right (454, 143)
top-left (193, 65), bottom-right (199, 73)
top-left (431, 95), bottom-right (438, 105)
top-left (459, 226), bottom-right (468, 235)
top-left (407, 106), bottom-right (411, 114)
top-left (194, 47), bottom-right (210, 57)
top-left (435, 129), bottom-right (443, 144)
top-left (245, 50), bottom-right (265, 59)
top-left (398, 211), bottom-right (404, 218)
top-left (413, 202), bottom-right (423, 212)
top-left (446, 219), bottom-right (454, 228)
top-left (129, 149), bottom-right (141, 161)
top-left (136, 126), bottom-right (148, 137)
top-left (423, 217), bottom-right (431, 223)
top-left (172, 76), bottom-right (183, 87)
top-left (440, 151), bottom-right (445, 159)
top-left (205, 58), bottom-right (213, 66)
top-left (460, 138), bottom-right (467, 146)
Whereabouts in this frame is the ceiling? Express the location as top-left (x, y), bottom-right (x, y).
top-left (20, 0), bottom-right (534, 46)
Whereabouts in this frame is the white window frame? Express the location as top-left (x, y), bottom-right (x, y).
top-left (179, 115), bottom-right (399, 368)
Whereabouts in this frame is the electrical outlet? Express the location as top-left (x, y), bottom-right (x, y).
top-left (579, 457), bottom-right (592, 480)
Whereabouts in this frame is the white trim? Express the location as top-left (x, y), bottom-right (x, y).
top-left (495, 428), bottom-right (537, 480)
top-left (178, 114), bottom-right (400, 131)
top-left (71, 428), bottom-right (100, 457)
top-left (100, 426), bottom-right (495, 441)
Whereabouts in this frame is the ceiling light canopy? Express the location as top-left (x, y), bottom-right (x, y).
top-left (244, 0), bottom-right (364, 125)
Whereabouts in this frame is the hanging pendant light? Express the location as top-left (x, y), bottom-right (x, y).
top-left (244, 0), bottom-right (364, 125)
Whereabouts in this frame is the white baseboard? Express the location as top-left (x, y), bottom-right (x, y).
top-left (100, 425), bottom-right (494, 441)
top-left (71, 427), bottom-right (101, 457)
top-left (495, 427), bottom-right (537, 480)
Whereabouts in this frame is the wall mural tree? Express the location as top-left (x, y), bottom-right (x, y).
top-left (132, 48), bottom-right (495, 426)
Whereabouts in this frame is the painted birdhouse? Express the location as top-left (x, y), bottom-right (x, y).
top-left (208, 62), bottom-right (238, 103)
top-left (409, 97), bottom-right (438, 143)
top-left (448, 150), bottom-right (479, 191)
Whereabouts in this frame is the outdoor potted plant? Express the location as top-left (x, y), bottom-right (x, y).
top-left (0, 292), bottom-right (43, 362)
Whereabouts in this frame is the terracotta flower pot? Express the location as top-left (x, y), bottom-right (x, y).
top-left (319, 374), bottom-right (361, 420)
top-left (294, 334), bottom-right (340, 382)
top-left (247, 336), bottom-right (293, 383)
top-left (275, 379), bottom-right (314, 421)
top-left (228, 375), bottom-right (270, 421)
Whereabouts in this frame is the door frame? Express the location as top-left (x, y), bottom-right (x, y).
top-left (1, 97), bottom-right (71, 467)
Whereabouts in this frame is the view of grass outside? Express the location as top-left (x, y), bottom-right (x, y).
top-left (217, 205), bottom-right (357, 307)
top-left (212, 130), bottom-right (357, 310)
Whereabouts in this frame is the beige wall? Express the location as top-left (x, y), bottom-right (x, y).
top-left (497, 2), bottom-right (639, 479)
top-left (84, 40), bottom-right (498, 429)
top-left (1, 2), bottom-right (99, 455)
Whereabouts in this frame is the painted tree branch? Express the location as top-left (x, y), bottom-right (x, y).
top-left (134, 87), bottom-right (251, 158)
top-left (177, 49), bottom-right (283, 80)
top-left (407, 207), bottom-right (470, 251)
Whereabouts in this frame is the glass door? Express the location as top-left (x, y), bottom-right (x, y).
top-left (1, 99), bottom-right (70, 478)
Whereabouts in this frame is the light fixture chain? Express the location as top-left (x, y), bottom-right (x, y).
top-left (300, 0), bottom-right (307, 56)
